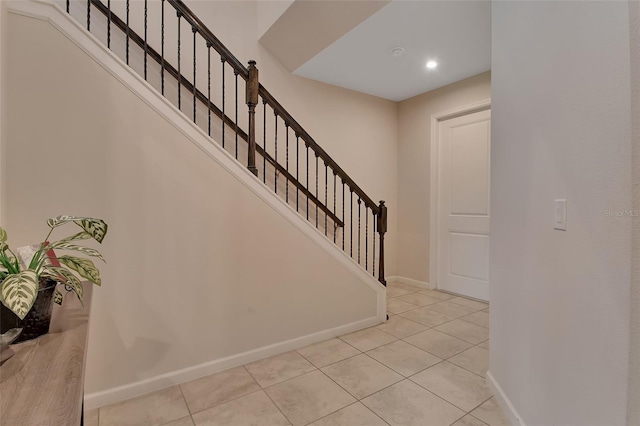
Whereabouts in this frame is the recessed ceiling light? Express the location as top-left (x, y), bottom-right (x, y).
top-left (390, 47), bottom-right (405, 57)
top-left (426, 60), bottom-right (438, 69)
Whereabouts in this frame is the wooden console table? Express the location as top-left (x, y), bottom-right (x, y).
top-left (0, 283), bottom-right (93, 425)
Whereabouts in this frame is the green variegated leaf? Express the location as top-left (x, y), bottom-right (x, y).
top-left (42, 266), bottom-right (83, 302)
top-left (46, 216), bottom-right (108, 243)
top-left (47, 242), bottom-right (105, 261)
top-left (0, 226), bottom-right (7, 242)
top-left (47, 215), bottom-right (80, 228)
top-left (54, 289), bottom-right (63, 305)
top-left (56, 231), bottom-right (92, 245)
top-left (57, 255), bottom-right (101, 286)
top-left (0, 241), bottom-right (7, 252)
top-left (74, 218), bottom-right (108, 243)
top-left (0, 270), bottom-right (38, 320)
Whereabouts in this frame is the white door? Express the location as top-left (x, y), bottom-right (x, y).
top-left (436, 109), bottom-right (491, 301)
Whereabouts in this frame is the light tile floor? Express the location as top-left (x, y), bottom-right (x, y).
top-left (86, 282), bottom-right (510, 426)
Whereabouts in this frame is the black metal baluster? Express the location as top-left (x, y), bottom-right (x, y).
top-left (350, 189), bottom-right (354, 257)
top-left (333, 171), bottom-right (337, 243)
top-left (365, 206), bottom-right (369, 271)
top-left (87, 0), bottom-right (90, 31)
top-left (315, 153), bottom-right (319, 227)
top-left (358, 198), bottom-right (361, 264)
top-left (66, 0), bottom-right (69, 13)
top-left (144, 0), bottom-right (148, 80)
top-left (296, 134), bottom-right (300, 211)
top-left (192, 26), bottom-right (197, 123)
top-left (306, 143), bottom-right (310, 221)
top-left (342, 181), bottom-right (345, 250)
top-left (160, 0), bottom-right (165, 96)
top-left (177, 12), bottom-right (181, 110)
top-left (286, 125), bottom-right (289, 202)
top-left (207, 43), bottom-right (211, 135)
top-left (324, 162), bottom-right (328, 236)
top-left (221, 58), bottom-right (225, 148)
top-left (234, 71), bottom-right (239, 159)
top-left (107, 0), bottom-right (111, 48)
top-left (274, 113), bottom-right (278, 193)
top-left (126, 0), bottom-right (130, 64)
top-left (263, 100), bottom-right (267, 183)
top-left (373, 213), bottom-right (376, 277)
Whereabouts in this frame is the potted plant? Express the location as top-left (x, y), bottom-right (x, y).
top-left (0, 215), bottom-right (107, 344)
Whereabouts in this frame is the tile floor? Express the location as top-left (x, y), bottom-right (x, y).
top-left (86, 282), bottom-right (509, 426)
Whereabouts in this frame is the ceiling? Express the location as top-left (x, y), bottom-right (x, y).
top-left (293, 1), bottom-right (491, 102)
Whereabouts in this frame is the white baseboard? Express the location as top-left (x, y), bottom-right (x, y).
top-left (386, 275), bottom-right (433, 290)
top-left (486, 370), bottom-right (526, 426)
top-left (85, 315), bottom-right (381, 410)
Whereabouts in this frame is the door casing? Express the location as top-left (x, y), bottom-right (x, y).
top-left (429, 99), bottom-right (491, 295)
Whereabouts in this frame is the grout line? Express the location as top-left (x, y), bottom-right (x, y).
top-left (177, 383), bottom-right (193, 416)
top-left (407, 363), bottom-right (492, 414)
top-left (260, 385), bottom-right (295, 426)
top-left (469, 412), bottom-right (491, 425)
top-left (465, 395), bottom-right (495, 416)
top-left (363, 344), bottom-right (443, 379)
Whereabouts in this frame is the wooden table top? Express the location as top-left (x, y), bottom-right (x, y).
top-left (0, 282), bottom-right (93, 426)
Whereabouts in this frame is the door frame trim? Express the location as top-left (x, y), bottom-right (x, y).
top-left (429, 98), bottom-right (491, 291)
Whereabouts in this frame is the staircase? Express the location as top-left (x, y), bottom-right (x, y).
top-left (62, 0), bottom-right (388, 284)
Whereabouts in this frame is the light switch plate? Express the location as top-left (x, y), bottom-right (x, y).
top-left (554, 199), bottom-right (567, 231)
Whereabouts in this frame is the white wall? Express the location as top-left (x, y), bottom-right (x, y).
top-left (491, 2), bottom-right (632, 424)
top-left (628, 0), bottom-right (640, 423)
top-left (397, 72), bottom-right (491, 283)
top-left (5, 11), bottom-right (382, 405)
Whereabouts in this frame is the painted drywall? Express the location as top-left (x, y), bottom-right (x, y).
top-left (0, 0), bottom-right (5, 224)
top-left (491, 2), bottom-right (632, 424)
top-left (259, 0), bottom-right (388, 73)
top-left (188, 0), bottom-right (399, 277)
top-left (396, 72), bottom-right (490, 283)
top-left (74, 0), bottom-right (398, 277)
top-left (5, 13), bottom-right (381, 398)
top-left (257, 0), bottom-right (294, 40)
top-left (629, 0), bottom-right (640, 423)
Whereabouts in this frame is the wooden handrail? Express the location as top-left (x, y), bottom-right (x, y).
top-left (167, 0), bottom-right (248, 79)
top-left (154, 0), bottom-right (379, 215)
top-left (89, 0), bottom-right (344, 227)
top-left (258, 86), bottom-right (380, 213)
top-left (85, 0), bottom-right (386, 283)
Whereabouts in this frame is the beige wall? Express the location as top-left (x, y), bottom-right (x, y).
top-left (491, 1), bottom-right (632, 424)
top-left (187, 0), bottom-right (399, 277)
top-left (58, 0), bottom-right (399, 276)
top-left (629, 0), bottom-right (640, 423)
top-left (396, 72), bottom-right (491, 283)
top-left (5, 13), bottom-right (381, 399)
top-left (257, 0), bottom-right (294, 39)
top-left (258, 0), bottom-right (388, 72)
top-left (0, 0), bottom-right (5, 224)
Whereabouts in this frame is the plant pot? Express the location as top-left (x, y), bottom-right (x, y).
top-left (0, 277), bottom-right (57, 343)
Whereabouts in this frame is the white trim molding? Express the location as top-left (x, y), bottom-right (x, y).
top-left (429, 99), bottom-right (491, 293)
top-left (386, 275), bottom-right (432, 290)
top-left (486, 370), bottom-right (526, 426)
top-left (85, 315), bottom-right (381, 410)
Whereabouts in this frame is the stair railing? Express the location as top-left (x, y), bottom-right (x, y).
top-left (67, 0), bottom-right (388, 285)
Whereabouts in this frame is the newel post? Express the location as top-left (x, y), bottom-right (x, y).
top-left (377, 200), bottom-right (388, 286)
top-left (246, 60), bottom-right (259, 176)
